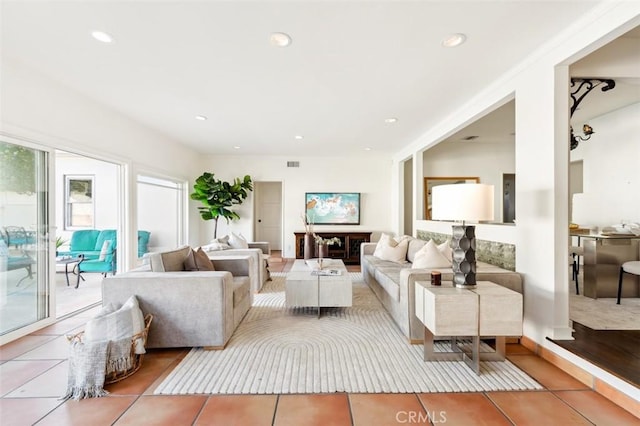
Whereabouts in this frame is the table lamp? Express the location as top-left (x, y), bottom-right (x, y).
top-left (431, 183), bottom-right (494, 288)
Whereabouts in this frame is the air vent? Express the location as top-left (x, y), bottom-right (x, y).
top-left (287, 161), bottom-right (300, 168)
top-left (461, 135), bottom-right (479, 141)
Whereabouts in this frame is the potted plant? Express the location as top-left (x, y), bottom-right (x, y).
top-left (55, 236), bottom-right (67, 256)
top-left (190, 172), bottom-right (253, 238)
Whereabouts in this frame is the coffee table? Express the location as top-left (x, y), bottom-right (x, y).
top-left (56, 254), bottom-right (85, 288)
top-left (285, 259), bottom-right (352, 317)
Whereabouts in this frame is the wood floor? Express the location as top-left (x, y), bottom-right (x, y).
top-left (550, 322), bottom-right (640, 388)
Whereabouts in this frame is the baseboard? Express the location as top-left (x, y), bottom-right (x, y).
top-left (520, 336), bottom-right (640, 418)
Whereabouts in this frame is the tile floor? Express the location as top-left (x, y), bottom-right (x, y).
top-left (0, 258), bottom-right (638, 425)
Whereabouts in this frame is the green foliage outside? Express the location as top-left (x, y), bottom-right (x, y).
top-left (0, 142), bottom-right (36, 194)
top-left (190, 172), bottom-right (253, 238)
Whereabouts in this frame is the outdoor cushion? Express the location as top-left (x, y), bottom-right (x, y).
top-left (69, 230), bottom-right (101, 252)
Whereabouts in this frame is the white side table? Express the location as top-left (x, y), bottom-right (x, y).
top-left (415, 281), bottom-right (523, 374)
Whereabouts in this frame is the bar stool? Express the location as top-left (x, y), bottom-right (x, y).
top-left (617, 261), bottom-right (640, 304)
top-left (569, 246), bottom-right (583, 295)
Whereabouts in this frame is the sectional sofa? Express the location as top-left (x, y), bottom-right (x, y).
top-left (361, 232), bottom-right (523, 343)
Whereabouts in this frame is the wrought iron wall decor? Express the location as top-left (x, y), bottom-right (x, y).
top-left (570, 78), bottom-right (615, 150)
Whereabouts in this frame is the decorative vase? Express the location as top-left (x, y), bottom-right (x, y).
top-left (303, 233), bottom-right (314, 260)
top-left (318, 243), bottom-right (328, 259)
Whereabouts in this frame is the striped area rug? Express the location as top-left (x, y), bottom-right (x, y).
top-left (154, 272), bottom-right (542, 395)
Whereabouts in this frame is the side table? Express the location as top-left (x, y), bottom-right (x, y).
top-left (415, 280), bottom-right (522, 374)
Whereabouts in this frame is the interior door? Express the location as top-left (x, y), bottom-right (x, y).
top-left (254, 182), bottom-right (282, 250)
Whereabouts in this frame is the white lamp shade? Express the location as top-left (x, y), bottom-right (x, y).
top-left (431, 183), bottom-right (494, 222)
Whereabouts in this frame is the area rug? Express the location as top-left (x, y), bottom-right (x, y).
top-left (569, 291), bottom-right (640, 330)
top-left (154, 272), bottom-right (542, 395)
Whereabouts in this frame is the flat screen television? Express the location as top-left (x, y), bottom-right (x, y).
top-left (305, 192), bottom-right (360, 225)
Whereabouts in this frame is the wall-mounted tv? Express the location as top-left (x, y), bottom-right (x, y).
top-left (305, 192), bottom-right (361, 225)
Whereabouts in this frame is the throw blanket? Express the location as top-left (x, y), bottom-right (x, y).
top-left (62, 337), bottom-right (133, 400)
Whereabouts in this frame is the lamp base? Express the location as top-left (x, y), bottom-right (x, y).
top-left (451, 224), bottom-right (477, 288)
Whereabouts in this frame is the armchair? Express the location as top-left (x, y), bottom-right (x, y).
top-left (1, 226), bottom-right (36, 248)
top-left (0, 238), bottom-right (34, 285)
top-left (204, 240), bottom-right (271, 293)
top-left (102, 245), bottom-right (253, 348)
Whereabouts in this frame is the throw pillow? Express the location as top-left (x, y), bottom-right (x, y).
top-left (183, 248), bottom-right (198, 271)
top-left (203, 241), bottom-right (231, 251)
top-left (98, 240), bottom-right (112, 261)
top-left (84, 295), bottom-right (146, 354)
top-left (229, 232), bottom-right (249, 249)
top-left (214, 235), bottom-right (230, 245)
top-left (412, 240), bottom-right (451, 269)
top-left (437, 240), bottom-right (453, 263)
top-left (194, 247), bottom-right (216, 271)
top-left (373, 233), bottom-right (409, 263)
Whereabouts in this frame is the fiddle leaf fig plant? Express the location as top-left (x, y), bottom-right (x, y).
top-left (190, 172), bottom-right (253, 238)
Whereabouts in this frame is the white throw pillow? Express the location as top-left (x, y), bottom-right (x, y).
top-left (373, 233), bottom-right (409, 263)
top-left (98, 240), bottom-right (112, 261)
top-left (437, 240), bottom-right (453, 263)
top-left (84, 295), bottom-right (146, 354)
top-left (202, 242), bottom-right (231, 251)
top-left (229, 232), bottom-right (249, 249)
top-left (412, 240), bottom-right (451, 269)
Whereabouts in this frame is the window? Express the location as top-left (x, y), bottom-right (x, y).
top-left (65, 175), bottom-right (94, 229)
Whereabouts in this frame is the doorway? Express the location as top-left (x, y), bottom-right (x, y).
top-left (254, 182), bottom-right (282, 251)
top-left (54, 151), bottom-right (121, 317)
top-left (502, 173), bottom-right (515, 223)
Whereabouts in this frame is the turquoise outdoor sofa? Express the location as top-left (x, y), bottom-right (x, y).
top-left (58, 229), bottom-right (151, 276)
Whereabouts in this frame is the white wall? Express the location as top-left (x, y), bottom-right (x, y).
top-left (570, 102), bottom-right (640, 227)
top-left (1, 59), bottom-right (202, 267)
top-left (196, 154), bottom-right (393, 258)
top-left (423, 140), bottom-right (515, 221)
top-left (394, 2), bottom-right (640, 400)
top-left (55, 153), bottom-right (119, 245)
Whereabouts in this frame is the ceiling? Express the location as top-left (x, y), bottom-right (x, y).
top-left (2, 1), bottom-right (627, 157)
top-left (436, 25), bottom-right (640, 149)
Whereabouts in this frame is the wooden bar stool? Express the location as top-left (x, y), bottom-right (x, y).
top-left (617, 261), bottom-right (640, 304)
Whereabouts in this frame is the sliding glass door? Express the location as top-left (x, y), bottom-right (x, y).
top-left (0, 140), bottom-right (52, 336)
top-left (137, 174), bottom-right (186, 256)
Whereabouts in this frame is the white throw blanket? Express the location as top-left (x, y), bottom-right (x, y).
top-left (62, 337), bottom-right (133, 400)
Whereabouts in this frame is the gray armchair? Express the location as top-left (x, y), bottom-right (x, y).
top-left (204, 241), bottom-right (271, 293)
top-left (102, 246), bottom-right (254, 349)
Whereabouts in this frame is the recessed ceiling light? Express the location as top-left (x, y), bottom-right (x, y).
top-left (270, 32), bottom-right (292, 47)
top-left (91, 30), bottom-right (114, 43)
top-left (384, 118), bottom-right (398, 124)
top-left (294, 135), bottom-right (304, 140)
top-left (195, 115), bottom-right (207, 121)
top-left (364, 147), bottom-right (372, 151)
top-left (233, 146), bottom-right (241, 149)
top-left (441, 33), bottom-right (467, 48)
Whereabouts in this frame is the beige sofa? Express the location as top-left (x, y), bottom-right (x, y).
top-left (204, 241), bottom-right (270, 293)
top-left (361, 236), bottom-right (523, 343)
top-left (102, 246), bottom-right (253, 349)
